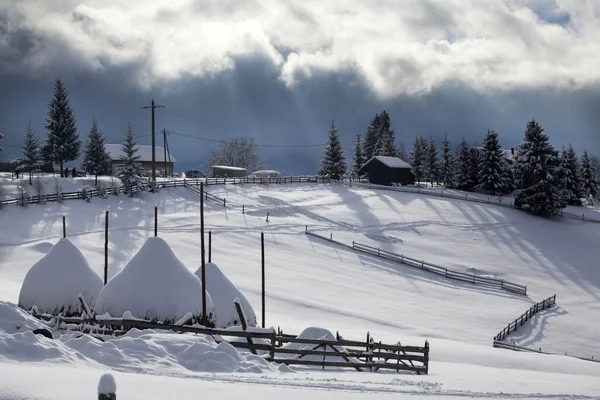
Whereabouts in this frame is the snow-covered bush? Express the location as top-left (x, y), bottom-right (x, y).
top-left (53, 178), bottom-right (63, 203)
top-left (80, 184), bottom-right (94, 202)
top-left (194, 262), bottom-right (256, 329)
top-left (18, 238), bottom-right (103, 316)
top-left (17, 182), bottom-right (28, 207)
top-left (33, 178), bottom-right (44, 203)
top-left (109, 177), bottom-right (119, 196)
top-left (96, 182), bottom-right (108, 199)
top-left (95, 237), bottom-right (215, 325)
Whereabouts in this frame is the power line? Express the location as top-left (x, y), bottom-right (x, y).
top-left (166, 130), bottom-right (325, 148)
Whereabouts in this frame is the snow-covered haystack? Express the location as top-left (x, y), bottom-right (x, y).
top-left (194, 262), bottom-right (256, 329)
top-left (18, 238), bottom-right (103, 316)
top-left (95, 237), bottom-right (215, 325)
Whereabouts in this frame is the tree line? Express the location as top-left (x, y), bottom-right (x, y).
top-left (8, 80), bottom-right (146, 196)
top-left (317, 113), bottom-right (600, 217)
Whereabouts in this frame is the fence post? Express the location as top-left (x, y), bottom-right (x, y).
top-left (424, 340), bottom-right (429, 375)
top-left (104, 210), bottom-right (109, 285)
top-left (224, 198), bottom-right (226, 207)
top-left (330, 233), bottom-right (333, 241)
top-left (98, 373), bottom-right (116, 400)
top-left (62, 216), bottom-right (66, 238)
top-left (266, 212), bottom-right (269, 222)
top-left (261, 231), bottom-right (266, 329)
top-left (154, 206), bottom-right (158, 237)
top-left (208, 231), bottom-right (212, 263)
top-left (243, 205), bottom-right (245, 214)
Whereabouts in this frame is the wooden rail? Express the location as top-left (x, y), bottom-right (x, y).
top-left (30, 310), bottom-right (428, 374)
top-left (305, 230), bottom-right (527, 295)
top-left (493, 294), bottom-right (556, 342)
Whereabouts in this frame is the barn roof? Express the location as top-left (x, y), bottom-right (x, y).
top-left (366, 156), bottom-right (412, 169)
top-left (212, 165), bottom-right (247, 171)
top-left (105, 144), bottom-right (177, 163)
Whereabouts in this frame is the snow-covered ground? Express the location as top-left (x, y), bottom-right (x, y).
top-left (1, 179), bottom-right (599, 398)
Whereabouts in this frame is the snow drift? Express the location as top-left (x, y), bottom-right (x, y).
top-left (18, 238), bottom-right (103, 316)
top-left (95, 237), bottom-right (215, 324)
top-left (194, 262), bottom-right (256, 329)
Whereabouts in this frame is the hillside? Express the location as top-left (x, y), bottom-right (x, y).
top-left (1, 180), bottom-right (599, 398)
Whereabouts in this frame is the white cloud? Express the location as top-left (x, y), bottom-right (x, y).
top-left (1, 0), bottom-right (599, 96)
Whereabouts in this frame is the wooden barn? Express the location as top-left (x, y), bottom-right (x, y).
top-left (359, 156), bottom-right (415, 186)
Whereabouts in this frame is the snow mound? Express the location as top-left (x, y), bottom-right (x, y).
top-left (194, 262), bottom-right (256, 329)
top-left (18, 238), bottom-right (103, 316)
top-left (281, 327), bottom-right (358, 363)
top-left (95, 237), bottom-right (215, 324)
top-left (0, 301), bottom-right (48, 334)
top-left (98, 373), bottom-right (116, 394)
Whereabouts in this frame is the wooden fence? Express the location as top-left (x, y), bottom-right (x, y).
top-left (30, 308), bottom-right (428, 374)
top-left (493, 294), bottom-right (556, 342)
top-left (305, 230), bottom-right (528, 295)
top-left (346, 182), bottom-right (600, 224)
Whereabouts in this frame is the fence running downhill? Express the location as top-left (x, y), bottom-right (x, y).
top-left (305, 230), bottom-right (528, 296)
top-left (493, 294), bottom-right (556, 343)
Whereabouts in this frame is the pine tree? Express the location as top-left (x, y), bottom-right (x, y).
top-left (513, 120), bottom-right (566, 217)
top-left (374, 110), bottom-right (396, 157)
top-left (440, 134), bottom-right (453, 187)
top-left (82, 119), bottom-right (110, 186)
top-left (43, 80), bottom-right (80, 177)
top-left (469, 147), bottom-right (481, 189)
top-left (363, 113), bottom-right (380, 161)
top-left (580, 151), bottom-right (598, 200)
top-left (16, 123), bottom-right (42, 185)
top-left (478, 130), bottom-right (505, 195)
top-left (318, 120), bottom-right (346, 180)
top-left (117, 125), bottom-right (146, 196)
top-left (351, 133), bottom-right (364, 177)
top-left (454, 137), bottom-right (474, 191)
top-left (560, 145), bottom-right (583, 205)
top-left (0, 132), bottom-right (4, 151)
top-left (410, 136), bottom-right (427, 185)
top-left (425, 137), bottom-right (439, 186)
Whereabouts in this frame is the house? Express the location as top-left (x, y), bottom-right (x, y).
top-left (212, 165), bottom-right (247, 178)
top-left (105, 144), bottom-right (176, 176)
top-left (359, 156), bottom-right (415, 186)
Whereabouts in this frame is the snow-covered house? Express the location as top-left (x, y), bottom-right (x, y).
top-left (95, 237), bottom-right (215, 324)
top-left (18, 238), bottom-right (103, 316)
top-left (105, 144), bottom-right (176, 177)
top-left (194, 262), bottom-right (256, 329)
top-left (359, 156), bottom-right (415, 186)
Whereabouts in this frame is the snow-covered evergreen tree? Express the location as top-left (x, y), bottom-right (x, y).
top-left (16, 123), bottom-right (42, 185)
top-left (425, 137), bottom-right (439, 186)
top-left (513, 120), bottom-right (566, 217)
top-left (477, 130), bottom-right (505, 195)
top-left (351, 133), bottom-right (364, 177)
top-left (410, 136), bottom-right (427, 185)
top-left (580, 151), bottom-right (598, 201)
top-left (117, 126), bottom-right (145, 196)
top-left (560, 145), bottom-right (583, 205)
top-left (363, 113), bottom-right (380, 161)
top-left (374, 111), bottom-right (396, 157)
top-left (469, 147), bottom-right (481, 189)
top-left (0, 132), bottom-right (4, 151)
top-left (82, 119), bottom-right (110, 186)
top-left (318, 120), bottom-right (346, 180)
top-left (454, 137), bottom-right (474, 191)
top-left (440, 134), bottom-right (453, 188)
top-left (396, 142), bottom-right (408, 162)
top-left (43, 80), bottom-right (80, 177)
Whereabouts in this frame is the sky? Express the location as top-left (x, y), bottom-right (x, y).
top-left (0, 0), bottom-right (599, 174)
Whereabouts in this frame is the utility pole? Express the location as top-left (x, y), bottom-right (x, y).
top-left (142, 99), bottom-right (165, 186)
top-left (162, 129), bottom-right (167, 178)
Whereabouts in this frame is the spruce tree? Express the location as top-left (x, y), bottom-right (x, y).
top-left (425, 138), bottom-right (439, 186)
top-left (351, 133), bottom-right (364, 177)
top-left (363, 113), bottom-right (380, 161)
top-left (16, 123), bottom-right (42, 185)
top-left (580, 151), bottom-right (598, 200)
top-left (117, 125), bottom-right (145, 196)
top-left (513, 120), bottom-right (566, 217)
top-left (560, 145), bottom-right (583, 205)
top-left (318, 120), bottom-right (347, 180)
top-left (454, 137), bottom-right (474, 191)
top-left (440, 134), bottom-right (453, 187)
top-left (374, 110), bottom-right (397, 157)
top-left (43, 80), bottom-right (80, 177)
top-left (82, 119), bottom-right (110, 186)
top-left (410, 136), bottom-right (427, 185)
top-left (478, 130), bottom-right (505, 195)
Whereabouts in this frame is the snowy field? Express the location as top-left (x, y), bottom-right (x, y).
top-left (1, 176), bottom-right (600, 398)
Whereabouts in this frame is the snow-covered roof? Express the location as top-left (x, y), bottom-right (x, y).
top-left (18, 238), bottom-right (103, 316)
top-left (194, 262), bottom-right (256, 329)
top-left (368, 156), bottom-right (412, 169)
top-left (95, 237), bottom-right (214, 323)
top-left (250, 170), bottom-right (281, 177)
top-left (212, 165), bottom-right (247, 171)
top-left (105, 144), bottom-right (177, 163)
